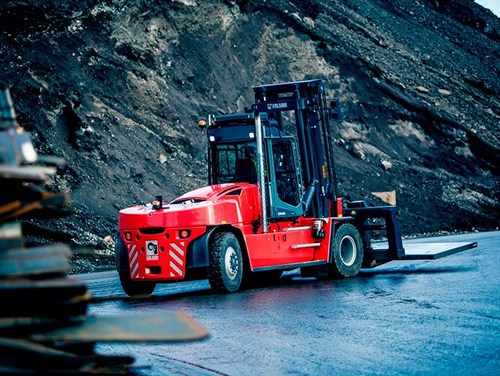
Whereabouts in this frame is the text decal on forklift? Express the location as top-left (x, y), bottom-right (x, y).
top-left (146, 240), bottom-right (159, 261)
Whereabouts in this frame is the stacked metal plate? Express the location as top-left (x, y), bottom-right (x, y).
top-left (0, 84), bottom-right (208, 374)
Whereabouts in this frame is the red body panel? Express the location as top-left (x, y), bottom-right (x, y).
top-left (119, 184), bottom-right (260, 230)
top-left (245, 218), bottom-right (332, 269)
top-left (122, 226), bottom-right (207, 281)
top-left (119, 184), bottom-right (260, 281)
top-left (118, 183), bottom-right (335, 282)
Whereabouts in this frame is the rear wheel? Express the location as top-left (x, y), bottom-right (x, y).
top-left (119, 272), bottom-right (156, 298)
top-left (328, 223), bottom-right (363, 278)
top-left (208, 232), bottom-right (243, 293)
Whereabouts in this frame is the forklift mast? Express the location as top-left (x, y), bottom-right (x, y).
top-left (251, 79), bottom-right (339, 219)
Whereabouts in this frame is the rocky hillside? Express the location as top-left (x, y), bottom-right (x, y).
top-left (0, 0), bottom-right (498, 258)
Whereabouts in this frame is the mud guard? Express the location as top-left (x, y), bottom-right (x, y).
top-left (115, 233), bottom-right (129, 273)
top-left (187, 227), bottom-right (218, 268)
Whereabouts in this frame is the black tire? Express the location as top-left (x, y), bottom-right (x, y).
top-left (208, 232), bottom-right (244, 293)
top-left (328, 223), bottom-right (363, 278)
top-left (119, 272), bottom-right (156, 298)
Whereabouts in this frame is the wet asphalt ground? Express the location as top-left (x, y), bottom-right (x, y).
top-left (77, 231), bottom-right (499, 375)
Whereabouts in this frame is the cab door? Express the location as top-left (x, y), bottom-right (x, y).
top-left (267, 138), bottom-right (303, 219)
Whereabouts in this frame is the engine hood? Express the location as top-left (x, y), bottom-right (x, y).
top-left (118, 183), bottom-right (260, 230)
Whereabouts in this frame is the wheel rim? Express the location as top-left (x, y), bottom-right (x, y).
top-left (224, 246), bottom-right (239, 280)
top-left (340, 235), bottom-right (357, 266)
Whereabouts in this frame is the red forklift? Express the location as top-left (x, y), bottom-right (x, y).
top-left (116, 79), bottom-right (475, 297)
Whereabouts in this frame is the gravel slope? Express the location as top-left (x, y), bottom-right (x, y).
top-left (0, 0), bottom-right (498, 272)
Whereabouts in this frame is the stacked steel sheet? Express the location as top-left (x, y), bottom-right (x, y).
top-left (0, 84), bottom-right (208, 374)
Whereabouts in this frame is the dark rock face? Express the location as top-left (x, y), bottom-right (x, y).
top-left (0, 0), bottom-right (498, 255)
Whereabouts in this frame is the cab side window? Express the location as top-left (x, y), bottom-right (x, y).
top-left (272, 140), bottom-right (300, 207)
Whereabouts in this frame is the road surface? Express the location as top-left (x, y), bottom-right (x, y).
top-left (76, 231), bottom-right (499, 375)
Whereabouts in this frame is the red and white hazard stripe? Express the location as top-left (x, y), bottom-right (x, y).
top-left (128, 244), bottom-right (140, 278)
top-left (169, 243), bottom-right (185, 278)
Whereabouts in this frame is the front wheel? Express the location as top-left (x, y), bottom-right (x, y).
top-left (328, 223), bottom-right (364, 278)
top-left (119, 272), bottom-right (156, 298)
top-left (208, 232), bottom-right (244, 293)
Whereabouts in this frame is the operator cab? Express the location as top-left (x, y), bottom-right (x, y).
top-left (206, 112), bottom-right (304, 219)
